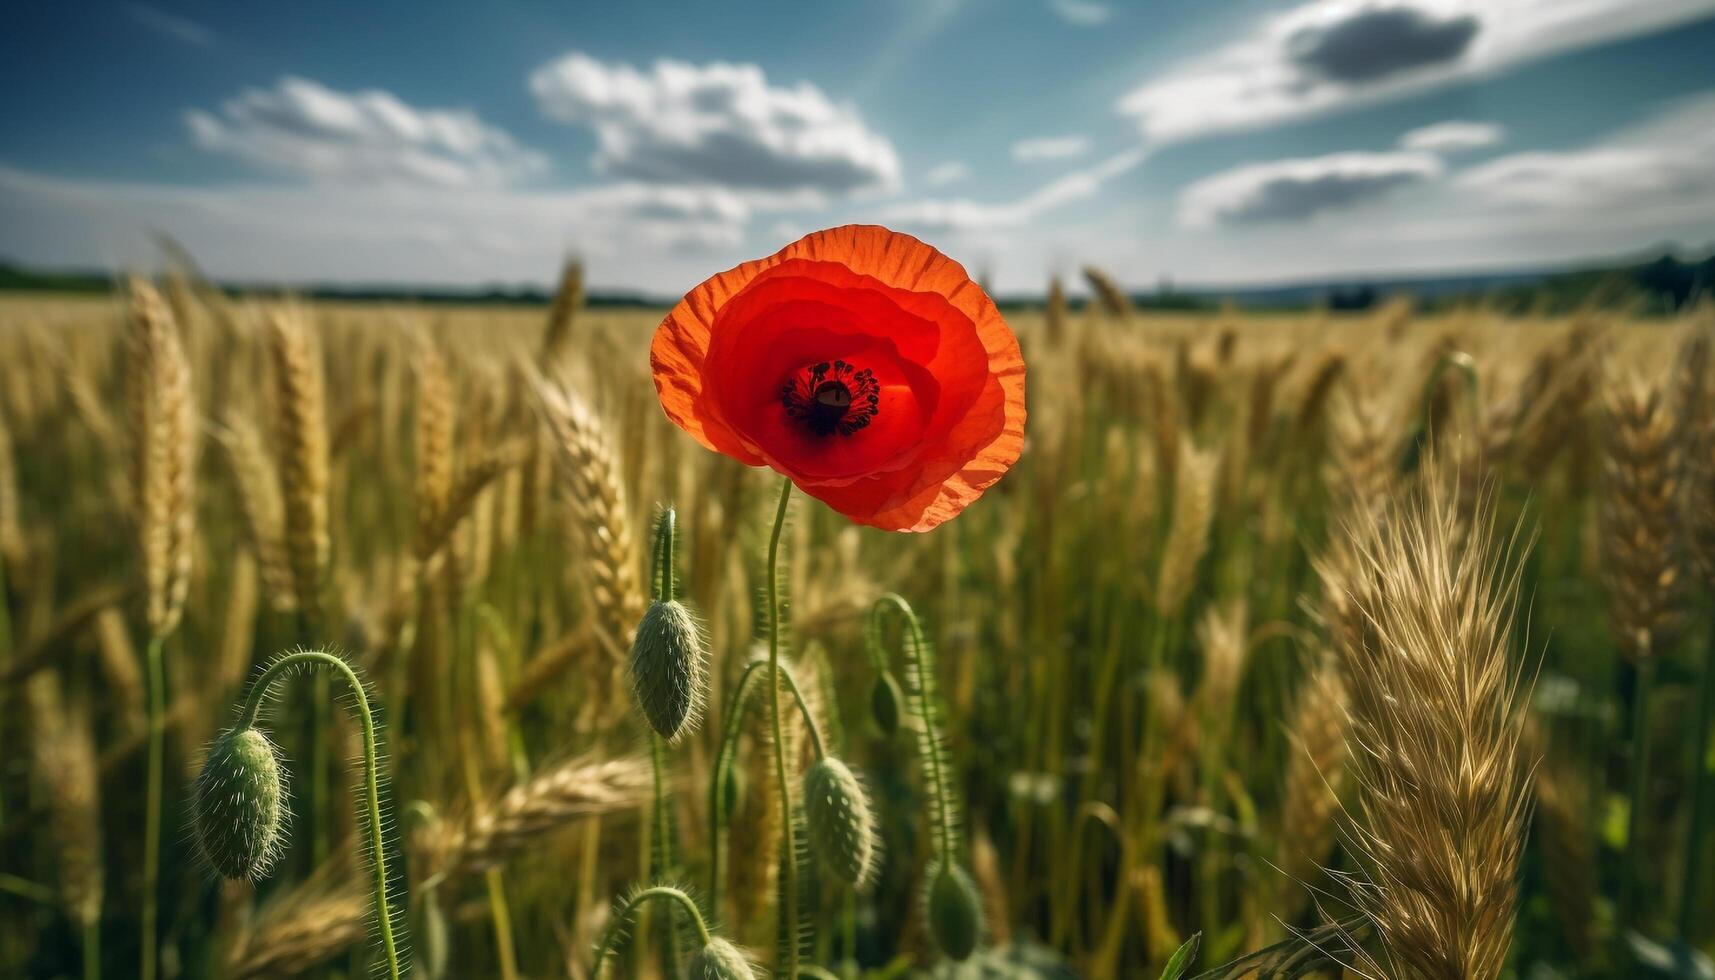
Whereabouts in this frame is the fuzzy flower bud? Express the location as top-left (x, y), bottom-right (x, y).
top-left (804, 756), bottom-right (878, 889)
top-left (926, 860), bottom-right (983, 961)
top-left (628, 599), bottom-right (706, 740)
top-left (687, 937), bottom-right (756, 979)
top-left (192, 727), bottom-right (286, 880)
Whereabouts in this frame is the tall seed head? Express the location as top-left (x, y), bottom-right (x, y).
top-left (266, 309), bottom-right (330, 620)
top-left (192, 726), bottom-right (287, 880)
top-left (1600, 375), bottom-right (1681, 660)
top-left (686, 937), bottom-right (756, 980)
top-left (128, 277), bottom-right (198, 639)
top-left (925, 860), bottom-right (984, 961)
top-left (803, 756), bottom-right (878, 889)
top-left (628, 599), bottom-right (706, 741)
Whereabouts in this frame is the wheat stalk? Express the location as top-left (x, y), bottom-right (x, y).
top-left (1276, 651), bottom-right (1347, 921)
top-left (1335, 468), bottom-right (1532, 980)
top-left (1082, 266), bottom-right (1132, 319)
top-left (0, 405), bottom-right (19, 569)
top-left (214, 413), bottom-right (296, 613)
top-left (1155, 440), bottom-right (1218, 618)
top-left (266, 308), bottom-right (330, 621)
top-left (531, 374), bottom-right (646, 655)
top-left (24, 674), bottom-right (103, 931)
top-left (413, 332), bottom-right (456, 559)
top-left (1600, 375), bottom-right (1682, 661)
top-left (541, 257), bottom-right (586, 366)
top-left (425, 755), bottom-right (652, 880)
top-left (128, 278), bottom-right (197, 640)
top-left (227, 876), bottom-right (369, 980)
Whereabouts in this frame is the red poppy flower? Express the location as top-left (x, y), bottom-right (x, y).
top-left (652, 225), bottom-right (1026, 532)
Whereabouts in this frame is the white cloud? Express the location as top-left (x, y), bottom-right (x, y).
top-left (1011, 135), bottom-right (1091, 162)
top-left (1049, 0), bottom-right (1113, 26)
top-left (0, 166), bottom-right (768, 291)
top-left (529, 52), bottom-right (900, 196)
top-left (1118, 0), bottom-right (1715, 143)
top-left (884, 148), bottom-right (1148, 232)
top-left (123, 3), bottom-right (215, 46)
top-left (1179, 151), bottom-right (1443, 227)
top-left (1399, 120), bottom-right (1505, 152)
top-left (924, 161), bottom-right (970, 187)
top-left (1456, 92), bottom-right (1715, 211)
top-left (185, 76), bottom-right (547, 188)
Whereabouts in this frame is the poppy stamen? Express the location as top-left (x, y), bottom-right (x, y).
top-left (781, 359), bottom-right (880, 437)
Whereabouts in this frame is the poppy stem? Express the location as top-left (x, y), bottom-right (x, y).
top-left (236, 650), bottom-right (405, 980)
top-left (764, 476), bottom-right (801, 978)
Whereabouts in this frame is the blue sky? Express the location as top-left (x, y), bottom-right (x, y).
top-left (3, 0), bottom-right (1714, 294)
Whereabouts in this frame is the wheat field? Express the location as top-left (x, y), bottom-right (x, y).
top-left (0, 273), bottom-right (1710, 980)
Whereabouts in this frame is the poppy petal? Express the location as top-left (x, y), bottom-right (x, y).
top-left (651, 224), bottom-right (1026, 531)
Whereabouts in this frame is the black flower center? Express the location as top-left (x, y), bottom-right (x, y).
top-left (781, 360), bottom-right (880, 437)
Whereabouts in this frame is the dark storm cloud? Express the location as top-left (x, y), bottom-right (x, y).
top-left (1181, 152), bottom-right (1443, 226)
top-left (1288, 5), bottom-right (1481, 84)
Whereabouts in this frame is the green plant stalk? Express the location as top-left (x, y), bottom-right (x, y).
top-left (298, 607), bottom-right (330, 868)
top-left (84, 918), bottom-right (99, 980)
top-left (648, 733), bottom-right (680, 978)
top-left (1681, 617), bottom-right (1715, 939)
top-left (705, 653), bottom-right (824, 911)
top-left (140, 632), bottom-right (164, 980)
top-left (592, 885), bottom-right (713, 977)
top-left (456, 597), bottom-right (518, 980)
top-left (711, 658), bottom-right (767, 911)
top-left (1621, 656), bottom-right (1657, 938)
top-left (0, 551), bottom-right (12, 661)
top-left (237, 650), bottom-right (405, 980)
top-left (765, 476), bottom-right (800, 979)
top-left (646, 506), bottom-right (683, 978)
top-left (873, 594), bottom-right (956, 858)
top-left (0, 873), bottom-right (54, 905)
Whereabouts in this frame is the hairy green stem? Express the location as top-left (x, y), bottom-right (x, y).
top-left (711, 658), bottom-right (767, 910)
top-left (765, 477), bottom-right (800, 978)
top-left (871, 593), bottom-right (957, 858)
top-left (655, 506), bottom-right (676, 601)
top-left (646, 506), bottom-right (683, 977)
top-left (83, 917), bottom-right (99, 980)
top-left (237, 650), bottom-right (405, 980)
top-left (647, 733), bottom-right (681, 977)
top-left (592, 885), bottom-right (713, 977)
top-left (140, 633), bottom-right (164, 980)
top-left (1681, 617), bottom-right (1715, 939)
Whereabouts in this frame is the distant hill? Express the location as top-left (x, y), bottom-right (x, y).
top-left (1169, 245), bottom-right (1715, 314)
top-left (3, 244), bottom-right (1711, 314)
top-left (0, 261), bottom-right (660, 309)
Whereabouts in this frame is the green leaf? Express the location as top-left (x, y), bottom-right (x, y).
top-left (1159, 932), bottom-right (1201, 980)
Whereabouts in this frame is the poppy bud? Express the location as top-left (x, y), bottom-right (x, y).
top-left (870, 670), bottom-right (904, 735)
top-left (192, 727), bottom-right (286, 880)
top-left (628, 599), bottom-right (705, 741)
top-left (925, 860), bottom-right (983, 961)
top-left (804, 757), bottom-right (878, 889)
top-left (686, 937), bottom-right (756, 980)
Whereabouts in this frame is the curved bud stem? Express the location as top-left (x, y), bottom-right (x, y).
top-left (710, 657), bottom-right (766, 909)
top-left (235, 650), bottom-right (405, 980)
top-left (708, 654), bottom-right (828, 913)
top-left (869, 593), bottom-right (958, 859)
top-left (592, 885), bottom-right (713, 977)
